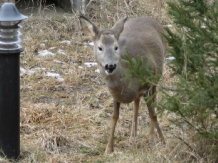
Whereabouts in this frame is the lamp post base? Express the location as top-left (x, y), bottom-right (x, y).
top-left (0, 53), bottom-right (20, 160)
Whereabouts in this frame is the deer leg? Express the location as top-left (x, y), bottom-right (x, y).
top-left (105, 100), bottom-right (120, 154)
top-left (147, 86), bottom-right (165, 144)
top-left (130, 97), bottom-right (140, 141)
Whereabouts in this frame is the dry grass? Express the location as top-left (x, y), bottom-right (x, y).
top-left (0, 0), bottom-right (215, 162)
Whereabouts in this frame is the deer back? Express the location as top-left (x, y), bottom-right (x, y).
top-left (119, 17), bottom-right (166, 75)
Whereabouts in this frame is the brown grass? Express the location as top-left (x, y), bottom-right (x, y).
top-left (0, 0), bottom-right (215, 162)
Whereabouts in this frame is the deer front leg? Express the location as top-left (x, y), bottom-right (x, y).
top-left (147, 86), bottom-right (165, 144)
top-left (130, 97), bottom-right (140, 141)
top-left (105, 100), bottom-right (120, 154)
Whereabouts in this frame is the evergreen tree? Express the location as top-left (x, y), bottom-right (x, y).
top-left (164, 0), bottom-right (218, 142)
top-left (124, 0), bottom-right (218, 161)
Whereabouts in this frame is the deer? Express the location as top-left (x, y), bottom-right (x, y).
top-left (79, 15), bottom-right (166, 154)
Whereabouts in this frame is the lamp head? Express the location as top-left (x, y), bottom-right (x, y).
top-left (0, 3), bottom-right (27, 26)
top-left (0, 3), bottom-right (28, 53)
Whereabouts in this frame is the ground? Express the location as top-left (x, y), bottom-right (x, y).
top-left (0, 0), bottom-right (212, 162)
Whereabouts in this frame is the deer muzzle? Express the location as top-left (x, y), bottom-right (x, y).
top-left (105, 64), bottom-right (117, 74)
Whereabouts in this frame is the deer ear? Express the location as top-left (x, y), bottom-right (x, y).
top-left (79, 15), bottom-right (99, 40)
top-left (111, 17), bottom-right (128, 40)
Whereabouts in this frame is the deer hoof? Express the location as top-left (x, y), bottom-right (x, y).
top-left (105, 145), bottom-right (113, 154)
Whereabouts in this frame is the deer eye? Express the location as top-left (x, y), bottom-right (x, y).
top-left (98, 47), bottom-right (103, 51)
top-left (115, 46), bottom-right (118, 50)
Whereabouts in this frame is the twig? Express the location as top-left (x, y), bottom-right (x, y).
top-left (173, 134), bottom-right (194, 151)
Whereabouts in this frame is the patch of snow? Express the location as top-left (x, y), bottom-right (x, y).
top-left (84, 62), bottom-right (98, 67)
top-left (78, 66), bottom-right (84, 69)
top-left (57, 49), bottom-right (66, 55)
top-left (20, 67), bottom-right (35, 76)
top-left (83, 42), bottom-right (94, 47)
top-left (57, 77), bottom-right (65, 82)
top-left (165, 56), bottom-right (176, 61)
top-left (95, 69), bottom-right (100, 73)
top-left (40, 43), bottom-right (46, 47)
top-left (167, 24), bottom-right (173, 28)
top-left (20, 67), bottom-right (26, 74)
top-left (88, 42), bottom-right (94, 46)
top-left (46, 72), bottom-right (64, 82)
top-left (46, 72), bottom-right (60, 77)
top-left (38, 50), bottom-right (55, 57)
top-left (49, 47), bottom-right (56, 50)
top-left (53, 60), bottom-right (65, 64)
top-left (60, 40), bottom-right (71, 45)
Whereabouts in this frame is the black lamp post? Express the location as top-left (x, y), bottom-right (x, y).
top-left (0, 3), bottom-right (27, 160)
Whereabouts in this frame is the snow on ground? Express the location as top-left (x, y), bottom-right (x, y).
top-left (57, 49), bottom-right (66, 55)
top-left (84, 62), bottom-right (97, 67)
top-left (165, 56), bottom-right (176, 62)
top-left (53, 60), bottom-right (65, 64)
top-left (46, 72), bottom-right (64, 82)
top-left (95, 69), bottom-right (100, 73)
top-left (166, 24), bottom-right (173, 28)
top-left (60, 40), bottom-right (71, 45)
top-left (38, 50), bottom-right (55, 57)
top-left (83, 42), bottom-right (94, 48)
top-left (23, 45), bottom-right (100, 81)
top-left (20, 67), bottom-right (35, 76)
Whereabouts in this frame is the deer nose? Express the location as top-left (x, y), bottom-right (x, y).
top-left (105, 64), bottom-right (116, 73)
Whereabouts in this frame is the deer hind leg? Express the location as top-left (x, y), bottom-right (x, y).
top-left (147, 86), bottom-right (165, 144)
top-left (105, 100), bottom-right (120, 154)
top-left (130, 97), bottom-right (140, 141)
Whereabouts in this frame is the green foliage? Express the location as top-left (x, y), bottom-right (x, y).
top-left (122, 54), bottom-right (160, 88)
top-left (163, 0), bottom-right (218, 160)
top-left (165, 0), bottom-right (218, 133)
top-left (166, 0), bottom-right (218, 77)
top-left (122, 0), bottom-right (218, 161)
top-left (122, 54), bottom-right (162, 105)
